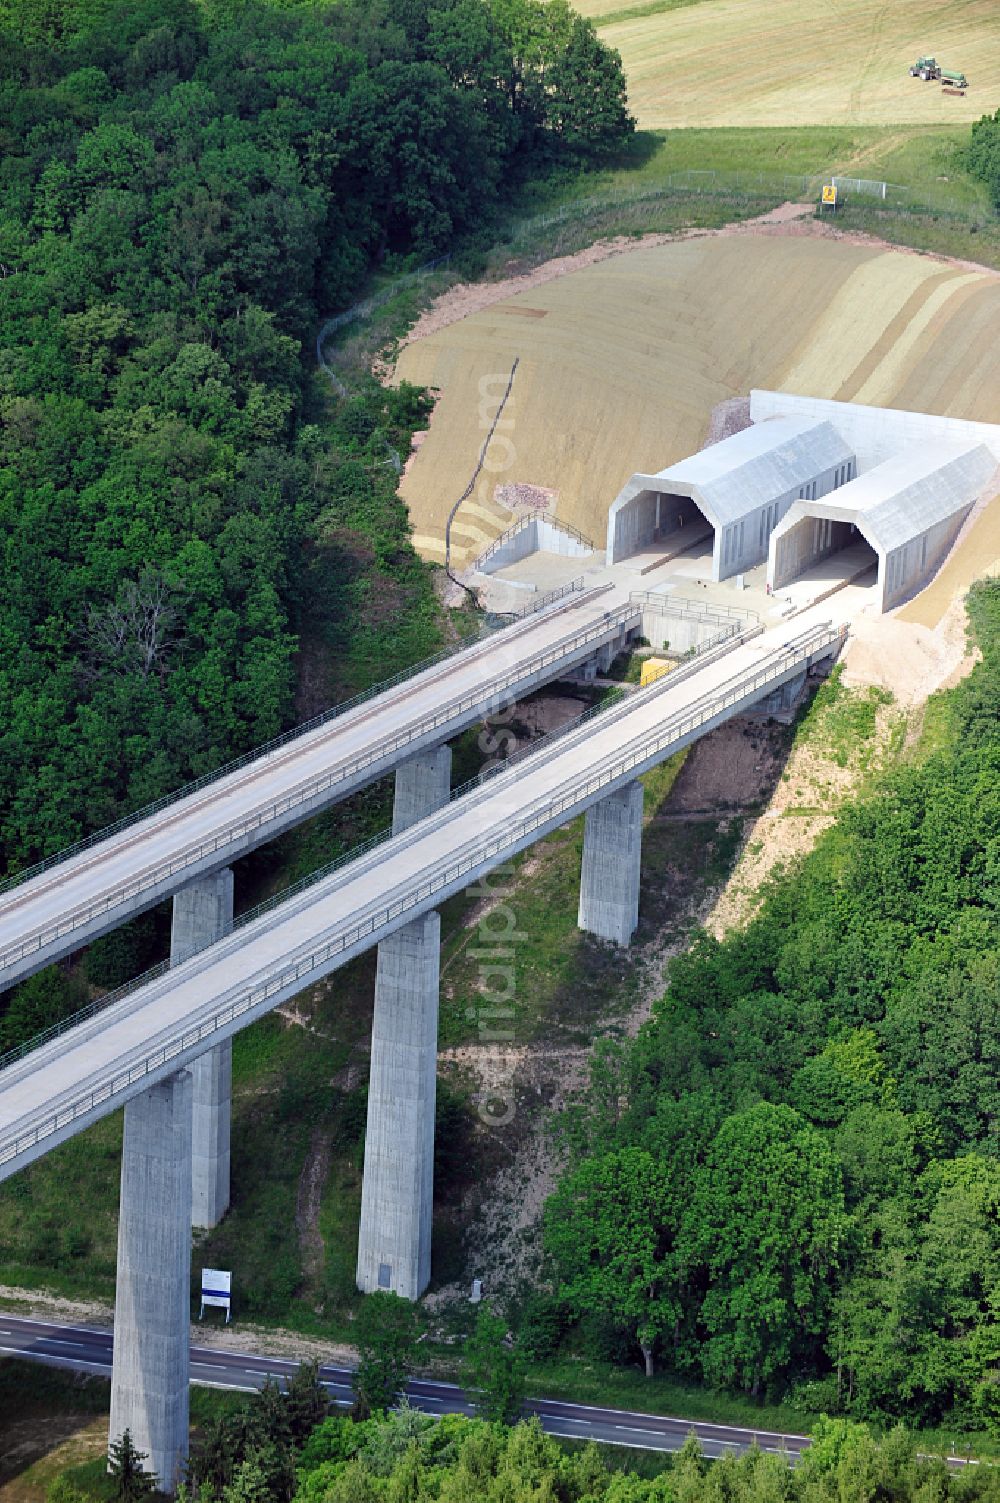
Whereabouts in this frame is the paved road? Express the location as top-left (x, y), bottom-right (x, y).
top-left (0, 585), bottom-right (637, 987)
top-left (0, 616), bottom-right (842, 1180)
top-left (0, 1315), bottom-right (812, 1462)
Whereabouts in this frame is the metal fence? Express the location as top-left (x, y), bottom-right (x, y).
top-left (506, 171), bottom-right (814, 243)
top-left (630, 591), bottom-right (760, 625)
top-left (506, 169), bottom-right (997, 246)
top-left (831, 176), bottom-right (907, 201)
top-left (315, 252), bottom-right (452, 362)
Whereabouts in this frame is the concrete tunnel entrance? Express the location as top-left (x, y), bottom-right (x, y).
top-left (609, 486), bottom-right (715, 568)
top-left (769, 512), bottom-right (878, 596)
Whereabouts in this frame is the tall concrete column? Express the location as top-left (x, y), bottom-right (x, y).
top-left (171, 870), bottom-right (233, 1229)
top-left (110, 1069), bottom-right (193, 1492)
top-left (357, 745), bottom-right (451, 1300)
top-left (578, 779), bottom-right (643, 946)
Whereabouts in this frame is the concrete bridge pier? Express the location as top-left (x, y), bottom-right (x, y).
top-left (170, 869), bottom-right (234, 1229)
top-left (357, 746), bottom-right (452, 1300)
top-left (595, 640), bottom-right (618, 674)
top-left (747, 668), bottom-right (809, 718)
top-left (578, 779), bottom-right (643, 945)
top-left (109, 1069), bottom-right (193, 1491)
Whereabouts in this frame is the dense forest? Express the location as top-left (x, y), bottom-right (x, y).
top-left (539, 580), bottom-right (1000, 1431)
top-left (59, 1380), bottom-right (1000, 1503)
top-left (203, 1402), bottom-right (1000, 1503)
top-left (0, 0), bottom-right (632, 877)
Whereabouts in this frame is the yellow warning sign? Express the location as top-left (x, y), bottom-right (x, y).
top-left (822, 184), bottom-right (838, 205)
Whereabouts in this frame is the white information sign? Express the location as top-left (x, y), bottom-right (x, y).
top-left (200, 1268), bottom-right (232, 1323)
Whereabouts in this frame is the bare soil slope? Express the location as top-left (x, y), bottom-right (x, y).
top-left (394, 230), bottom-right (1000, 564)
top-left (577, 0), bottom-right (1000, 129)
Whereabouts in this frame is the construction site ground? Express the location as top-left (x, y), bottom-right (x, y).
top-left (393, 212), bottom-right (1000, 570)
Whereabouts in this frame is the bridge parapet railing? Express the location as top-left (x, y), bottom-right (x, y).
top-left (0, 623), bottom-right (846, 1171)
top-left (0, 607), bottom-right (737, 1072)
top-left (629, 591), bottom-right (760, 625)
top-left (458, 613), bottom-right (762, 793)
top-left (0, 597), bottom-right (640, 972)
top-left (1, 582), bottom-right (605, 905)
top-left (489, 575), bottom-right (588, 625)
top-left (0, 623), bottom-right (513, 900)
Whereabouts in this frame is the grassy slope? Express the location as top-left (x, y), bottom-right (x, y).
top-left (514, 123), bottom-right (993, 220)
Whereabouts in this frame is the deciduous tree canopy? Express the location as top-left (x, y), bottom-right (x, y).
top-left (543, 582), bottom-right (1000, 1431)
top-left (0, 0), bottom-right (633, 882)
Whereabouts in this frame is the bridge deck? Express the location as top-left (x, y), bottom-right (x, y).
top-left (0, 608), bottom-right (844, 1180)
top-left (0, 585), bottom-right (637, 985)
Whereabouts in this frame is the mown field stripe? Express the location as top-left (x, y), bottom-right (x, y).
top-left (832, 267), bottom-right (971, 402)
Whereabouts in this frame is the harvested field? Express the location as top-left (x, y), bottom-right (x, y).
top-left (577, 0), bottom-right (1000, 129)
top-left (394, 231), bottom-right (1000, 564)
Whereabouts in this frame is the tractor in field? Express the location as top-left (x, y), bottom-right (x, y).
top-left (908, 56), bottom-right (968, 89)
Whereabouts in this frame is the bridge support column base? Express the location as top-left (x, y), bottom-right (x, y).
top-left (578, 780), bottom-right (643, 946)
top-left (171, 870), bottom-right (234, 1229)
top-left (357, 746), bottom-right (451, 1301)
top-left (110, 1070), bottom-right (192, 1493)
top-left (357, 910), bottom-right (441, 1300)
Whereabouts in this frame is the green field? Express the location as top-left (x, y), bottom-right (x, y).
top-left (513, 123), bottom-right (994, 220)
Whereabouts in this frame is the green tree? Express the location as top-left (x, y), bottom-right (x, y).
top-left (546, 14), bottom-right (633, 155)
top-left (682, 1102), bottom-right (846, 1395)
top-left (108, 1429), bottom-right (156, 1503)
top-left (461, 1303), bottom-right (526, 1424)
top-left (835, 1156), bottom-right (1000, 1426)
top-left (354, 1291), bottom-right (424, 1416)
top-left (283, 1359), bottom-right (330, 1445)
top-left (543, 1147), bottom-right (675, 1376)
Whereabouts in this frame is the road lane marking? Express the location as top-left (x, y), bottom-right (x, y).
top-left (529, 1395), bottom-right (810, 1441)
top-left (194, 1381), bottom-right (256, 1392)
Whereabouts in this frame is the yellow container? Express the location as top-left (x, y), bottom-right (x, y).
top-left (640, 657), bottom-right (672, 687)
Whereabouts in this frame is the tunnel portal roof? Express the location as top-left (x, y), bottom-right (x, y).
top-left (652, 416), bottom-right (853, 529)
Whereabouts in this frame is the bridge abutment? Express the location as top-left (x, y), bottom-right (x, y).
top-left (170, 869), bottom-right (234, 1229)
top-left (109, 1068), bottom-right (193, 1491)
top-left (357, 746), bottom-right (451, 1300)
top-left (748, 667), bottom-right (808, 717)
top-left (578, 779), bottom-right (643, 945)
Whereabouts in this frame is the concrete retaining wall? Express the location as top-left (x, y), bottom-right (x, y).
top-left (478, 517), bottom-right (592, 575)
top-left (750, 391), bottom-right (1000, 471)
top-left (881, 508), bottom-right (968, 611)
top-left (638, 608), bottom-right (739, 654)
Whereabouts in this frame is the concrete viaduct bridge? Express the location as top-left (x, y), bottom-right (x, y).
top-left (0, 583), bottom-right (844, 1486)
